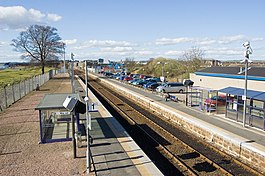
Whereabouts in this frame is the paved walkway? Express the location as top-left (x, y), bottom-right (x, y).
top-left (0, 72), bottom-right (162, 176)
top-left (0, 73), bottom-right (87, 176)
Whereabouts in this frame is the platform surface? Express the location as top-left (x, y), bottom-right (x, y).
top-left (76, 76), bottom-right (163, 176)
top-left (0, 73), bottom-right (162, 176)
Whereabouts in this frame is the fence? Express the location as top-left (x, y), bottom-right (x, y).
top-left (0, 69), bottom-right (61, 112)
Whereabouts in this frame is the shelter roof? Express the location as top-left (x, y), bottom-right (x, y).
top-left (35, 93), bottom-right (80, 110)
top-left (219, 87), bottom-right (265, 101)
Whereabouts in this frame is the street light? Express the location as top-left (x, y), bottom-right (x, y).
top-left (84, 61), bottom-right (91, 174)
top-left (242, 41), bottom-right (253, 127)
top-left (71, 53), bottom-right (75, 94)
top-left (157, 61), bottom-right (167, 81)
top-left (63, 43), bottom-right (66, 73)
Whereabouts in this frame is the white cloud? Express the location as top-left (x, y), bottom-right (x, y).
top-left (218, 35), bottom-right (246, 44)
top-left (0, 41), bottom-right (6, 47)
top-left (134, 50), bottom-right (153, 55)
top-left (0, 6), bottom-right (62, 30)
top-left (195, 38), bottom-right (217, 45)
top-left (252, 37), bottom-right (263, 41)
top-left (101, 47), bottom-right (133, 52)
top-left (74, 40), bottom-right (136, 49)
top-left (62, 39), bottom-right (77, 45)
top-left (47, 13), bottom-right (62, 22)
top-left (156, 37), bottom-right (193, 45)
top-left (203, 47), bottom-right (242, 56)
top-left (164, 50), bottom-right (184, 56)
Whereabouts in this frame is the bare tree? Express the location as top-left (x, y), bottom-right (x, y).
top-left (124, 58), bottom-right (137, 72)
top-left (11, 25), bottom-right (64, 74)
top-left (183, 47), bottom-right (204, 72)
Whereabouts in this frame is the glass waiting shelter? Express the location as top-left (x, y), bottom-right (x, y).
top-left (35, 93), bottom-right (80, 143)
top-left (219, 87), bottom-right (265, 130)
top-left (188, 86), bottom-right (226, 113)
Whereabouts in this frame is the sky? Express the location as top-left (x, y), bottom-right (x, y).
top-left (0, 0), bottom-right (265, 62)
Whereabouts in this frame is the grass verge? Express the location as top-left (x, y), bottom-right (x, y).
top-left (0, 66), bottom-right (53, 88)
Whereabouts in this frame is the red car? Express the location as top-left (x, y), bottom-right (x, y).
top-left (123, 76), bottom-right (133, 81)
top-left (204, 95), bottom-right (226, 106)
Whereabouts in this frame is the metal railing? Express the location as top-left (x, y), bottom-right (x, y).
top-left (0, 69), bottom-right (61, 112)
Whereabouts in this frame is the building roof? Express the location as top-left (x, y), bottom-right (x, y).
top-left (219, 86), bottom-right (265, 101)
top-left (197, 67), bottom-right (265, 77)
top-left (194, 66), bottom-right (265, 81)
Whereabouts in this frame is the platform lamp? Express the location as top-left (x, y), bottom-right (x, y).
top-left (84, 60), bottom-right (92, 174)
top-left (242, 41), bottom-right (253, 127)
top-left (71, 53), bottom-right (75, 94)
top-left (157, 61), bottom-right (167, 82)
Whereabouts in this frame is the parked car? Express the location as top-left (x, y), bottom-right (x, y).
top-left (139, 74), bottom-right (146, 79)
top-left (119, 75), bottom-right (126, 80)
top-left (132, 74), bottom-right (140, 78)
top-left (148, 82), bottom-right (161, 90)
top-left (156, 82), bottom-right (185, 93)
top-left (143, 81), bottom-right (154, 89)
top-left (103, 72), bottom-right (113, 77)
top-left (143, 80), bottom-right (158, 89)
top-left (145, 77), bottom-right (160, 82)
top-left (137, 80), bottom-right (148, 87)
top-left (132, 79), bottom-right (145, 86)
top-left (128, 78), bottom-right (140, 84)
top-left (204, 95), bottom-right (226, 106)
top-left (123, 76), bottom-right (133, 81)
top-left (143, 75), bottom-right (152, 79)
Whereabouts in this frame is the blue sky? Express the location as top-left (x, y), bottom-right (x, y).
top-left (0, 0), bottom-right (265, 62)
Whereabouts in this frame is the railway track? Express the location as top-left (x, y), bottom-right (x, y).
top-left (76, 70), bottom-right (262, 176)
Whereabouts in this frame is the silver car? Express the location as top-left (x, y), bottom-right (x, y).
top-left (156, 82), bottom-right (185, 93)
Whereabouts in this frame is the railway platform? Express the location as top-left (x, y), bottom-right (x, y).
top-left (92, 73), bottom-right (265, 173)
top-left (75, 77), bottom-right (163, 176)
top-left (0, 72), bottom-right (162, 176)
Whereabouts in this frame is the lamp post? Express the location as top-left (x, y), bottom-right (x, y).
top-left (71, 53), bottom-right (75, 93)
top-left (63, 43), bottom-right (66, 73)
top-left (157, 61), bottom-right (167, 81)
top-left (84, 61), bottom-right (91, 174)
top-left (242, 41), bottom-right (253, 127)
top-left (70, 52), bottom-right (76, 158)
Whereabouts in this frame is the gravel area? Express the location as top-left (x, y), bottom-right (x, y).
top-left (0, 74), bottom-right (88, 176)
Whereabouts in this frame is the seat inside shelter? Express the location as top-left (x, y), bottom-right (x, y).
top-left (35, 93), bottom-right (81, 143)
top-left (189, 86), bottom-right (226, 114)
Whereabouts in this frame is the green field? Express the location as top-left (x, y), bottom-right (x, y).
top-left (0, 67), bottom-right (53, 88)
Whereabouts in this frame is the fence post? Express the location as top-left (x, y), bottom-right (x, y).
top-left (18, 81), bottom-right (21, 99)
top-left (39, 75), bottom-right (41, 86)
top-left (4, 86), bottom-right (8, 108)
top-left (24, 80), bottom-right (26, 96)
top-left (12, 84), bottom-right (15, 103)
